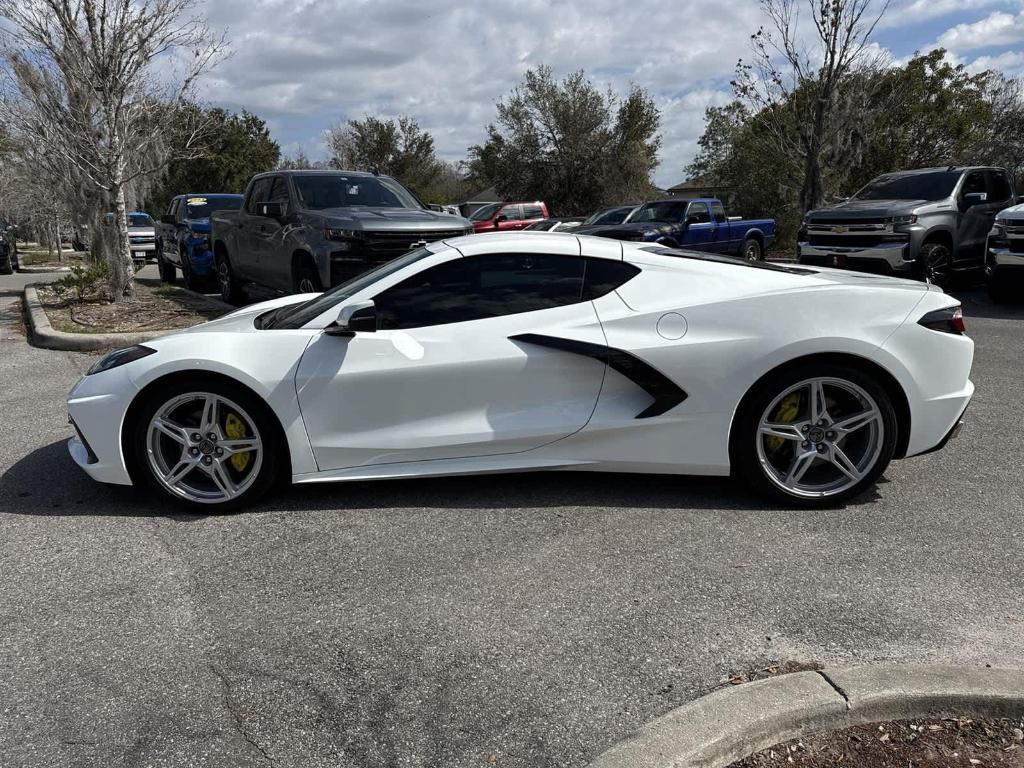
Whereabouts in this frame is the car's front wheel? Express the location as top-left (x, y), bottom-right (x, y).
top-left (216, 252), bottom-right (245, 305)
top-left (128, 378), bottom-right (282, 511)
top-left (918, 242), bottom-right (952, 288)
top-left (157, 248), bottom-right (176, 283)
top-left (732, 363), bottom-right (898, 506)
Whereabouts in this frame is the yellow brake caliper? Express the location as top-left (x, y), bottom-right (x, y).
top-left (765, 392), bottom-right (801, 453)
top-left (224, 412), bottom-right (251, 472)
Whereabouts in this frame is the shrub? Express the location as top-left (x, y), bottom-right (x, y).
top-left (52, 260), bottom-right (111, 301)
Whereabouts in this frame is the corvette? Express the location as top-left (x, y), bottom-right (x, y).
top-left (67, 232), bottom-right (973, 510)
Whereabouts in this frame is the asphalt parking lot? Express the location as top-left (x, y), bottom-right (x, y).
top-left (1, 268), bottom-right (1023, 768)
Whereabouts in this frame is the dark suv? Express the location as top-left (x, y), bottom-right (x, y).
top-left (798, 166), bottom-right (1016, 286)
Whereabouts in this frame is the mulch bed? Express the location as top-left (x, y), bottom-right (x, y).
top-left (731, 716), bottom-right (1024, 767)
top-left (37, 281), bottom-right (225, 334)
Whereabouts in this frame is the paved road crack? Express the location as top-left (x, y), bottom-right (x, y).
top-left (210, 663), bottom-right (277, 767)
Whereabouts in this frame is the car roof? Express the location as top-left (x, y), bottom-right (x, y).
top-left (880, 166), bottom-right (1004, 176)
top-left (176, 193), bottom-right (244, 199)
top-left (257, 169), bottom-right (377, 178)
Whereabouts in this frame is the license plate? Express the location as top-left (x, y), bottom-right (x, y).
top-left (132, 251), bottom-right (145, 259)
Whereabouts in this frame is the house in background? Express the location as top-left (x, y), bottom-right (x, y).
top-left (666, 177), bottom-right (735, 206)
top-left (458, 186), bottom-right (504, 218)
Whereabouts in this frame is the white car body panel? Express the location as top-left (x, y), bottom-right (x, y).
top-left (67, 233), bottom-right (974, 495)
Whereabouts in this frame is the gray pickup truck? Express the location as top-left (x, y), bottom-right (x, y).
top-left (797, 166), bottom-right (1016, 287)
top-left (210, 170), bottom-right (473, 304)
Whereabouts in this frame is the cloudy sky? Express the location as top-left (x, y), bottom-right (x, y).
top-left (195, 0), bottom-right (1024, 189)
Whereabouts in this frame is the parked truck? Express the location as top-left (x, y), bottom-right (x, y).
top-left (985, 202), bottom-right (1024, 303)
top-left (577, 198), bottom-right (776, 261)
top-left (210, 170), bottom-right (473, 304)
top-left (157, 193), bottom-right (244, 289)
top-left (798, 166), bottom-right (1017, 287)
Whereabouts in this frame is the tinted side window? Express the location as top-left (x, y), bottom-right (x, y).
top-left (499, 205), bottom-right (523, 221)
top-left (961, 172), bottom-right (986, 196)
top-left (268, 177), bottom-right (290, 204)
top-left (988, 171), bottom-right (1012, 203)
top-left (522, 204), bottom-right (544, 220)
top-left (246, 178), bottom-right (273, 213)
top-left (168, 198), bottom-right (180, 219)
top-left (375, 253), bottom-right (585, 330)
top-left (710, 201), bottom-right (727, 224)
top-left (582, 259), bottom-right (641, 300)
top-left (687, 202), bottom-right (711, 224)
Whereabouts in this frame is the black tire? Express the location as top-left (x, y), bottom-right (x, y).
top-left (731, 361), bottom-right (898, 507)
top-left (293, 264), bottom-right (322, 294)
top-left (181, 250), bottom-right (205, 291)
top-left (126, 376), bottom-right (284, 512)
top-left (216, 251), bottom-right (245, 305)
top-left (157, 248), bottom-right (176, 283)
top-left (917, 242), bottom-right (953, 288)
top-left (742, 237), bottom-right (763, 262)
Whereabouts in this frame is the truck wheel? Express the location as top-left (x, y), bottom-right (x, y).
top-left (742, 238), bottom-right (763, 262)
top-left (917, 242), bottom-right (952, 288)
top-left (293, 265), bottom-right (322, 294)
top-left (181, 250), bottom-right (205, 292)
top-left (216, 253), bottom-right (245, 305)
top-left (157, 249), bottom-right (176, 283)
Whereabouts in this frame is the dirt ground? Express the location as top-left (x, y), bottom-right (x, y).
top-left (732, 717), bottom-right (1024, 767)
top-left (37, 280), bottom-right (224, 334)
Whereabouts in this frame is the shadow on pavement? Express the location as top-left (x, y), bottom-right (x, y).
top-left (2, 439), bottom-right (882, 518)
top-left (949, 286), bottom-right (1024, 321)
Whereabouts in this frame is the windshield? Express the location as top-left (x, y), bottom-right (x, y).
top-left (293, 174), bottom-right (422, 210)
top-left (584, 206), bottom-right (633, 225)
top-left (525, 220), bottom-right (555, 231)
top-left (469, 203), bottom-right (501, 221)
top-left (853, 171), bottom-right (960, 201)
top-left (267, 247), bottom-right (436, 329)
top-left (128, 213), bottom-right (153, 228)
top-left (629, 201), bottom-right (688, 223)
top-left (185, 197), bottom-right (242, 219)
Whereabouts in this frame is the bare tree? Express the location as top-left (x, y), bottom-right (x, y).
top-left (0, 0), bottom-right (224, 300)
top-left (734, 0), bottom-right (890, 213)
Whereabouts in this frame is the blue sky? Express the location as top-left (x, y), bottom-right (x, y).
top-left (195, 0), bottom-right (1024, 189)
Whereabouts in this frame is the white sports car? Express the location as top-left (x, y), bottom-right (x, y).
top-left (67, 233), bottom-right (973, 510)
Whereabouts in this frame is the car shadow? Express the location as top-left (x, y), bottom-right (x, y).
top-left (2, 439), bottom-right (882, 518)
top-left (948, 285), bottom-right (1024, 320)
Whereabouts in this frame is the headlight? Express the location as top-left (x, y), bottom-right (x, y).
top-left (885, 214), bottom-right (918, 227)
top-left (86, 345), bottom-right (156, 375)
top-left (994, 217), bottom-right (1007, 227)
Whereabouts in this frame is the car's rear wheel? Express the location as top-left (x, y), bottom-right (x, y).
top-left (742, 237), bottom-right (763, 262)
top-left (129, 378), bottom-right (282, 511)
top-left (732, 363), bottom-right (898, 506)
top-left (181, 249), bottom-right (205, 291)
top-left (157, 248), bottom-right (176, 283)
top-left (216, 252), bottom-right (245, 305)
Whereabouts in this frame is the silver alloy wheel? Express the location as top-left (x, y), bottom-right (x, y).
top-left (744, 240), bottom-right (762, 261)
top-left (297, 276), bottom-right (317, 293)
top-left (218, 258), bottom-right (231, 296)
top-left (146, 392), bottom-right (263, 504)
top-left (755, 377), bottom-right (884, 498)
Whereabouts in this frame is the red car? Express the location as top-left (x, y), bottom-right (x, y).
top-left (469, 201), bottom-right (550, 233)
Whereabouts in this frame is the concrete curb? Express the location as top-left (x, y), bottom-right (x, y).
top-left (22, 284), bottom-right (229, 352)
top-left (17, 264), bottom-right (72, 274)
top-left (587, 665), bottom-right (1024, 768)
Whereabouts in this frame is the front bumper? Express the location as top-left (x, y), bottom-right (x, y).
top-left (66, 368), bottom-right (138, 485)
top-left (985, 246), bottom-right (1024, 278)
top-left (797, 241), bottom-right (913, 273)
top-left (129, 242), bottom-right (156, 259)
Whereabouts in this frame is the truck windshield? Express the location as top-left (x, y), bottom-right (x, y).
top-left (469, 203), bottom-right (501, 221)
top-left (293, 174), bottom-right (422, 210)
top-left (128, 213), bottom-right (153, 227)
top-left (630, 201), bottom-right (689, 223)
top-left (853, 171), bottom-right (961, 201)
top-left (264, 246), bottom-right (435, 330)
top-left (185, 197), bottom-right (242, 219)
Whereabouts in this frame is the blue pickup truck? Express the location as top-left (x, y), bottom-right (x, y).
top-left (577, 197), bottom-right (776, 261)
top-left (157, 193), bottom-right (244, 289)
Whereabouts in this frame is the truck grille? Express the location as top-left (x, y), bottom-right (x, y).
top-left (807, 234), bottom-right (888, 248)
top-left (129, 235), bottom-right (155, 244)
top-left (362, 229), bottom-right (467, 257)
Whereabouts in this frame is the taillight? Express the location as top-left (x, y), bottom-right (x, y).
top-left (918, 306), bottom-right (965, 335)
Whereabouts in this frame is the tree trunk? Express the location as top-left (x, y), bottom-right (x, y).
top-left (108, 182), bottom-right (136, 302)
top-left (54, 211), bottom-right (64, 262)
top-left (799, 96), bottom-right (828, 214)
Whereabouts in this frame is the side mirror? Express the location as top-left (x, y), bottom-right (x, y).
top-left (494, 214), bottom-right (507, 224)
top-left (257, 201), bottom-right (285, 218)
top-left (160, 214), bottom-right (176, 225)
top-left (325, 300), bottom-right (377, 336)
top-left (964, 192), bottom-right (988, 206)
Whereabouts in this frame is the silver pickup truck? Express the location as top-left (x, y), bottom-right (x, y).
top-left (798, 166), bottom-right (1016, 287)
top-left (210, 170), bottom-right (473, 304)
top-left (985, 202), bottom-right (1024, 302)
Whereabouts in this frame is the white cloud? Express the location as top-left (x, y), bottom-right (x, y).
top-left (878, 0), bottom-right (1010, 29)
top-left (936, 10), bottom-right (1024, 51)
top-left (964, 49), bottom-right (1024, 75)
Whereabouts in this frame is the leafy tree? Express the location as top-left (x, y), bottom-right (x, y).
top-left (147, 107), bottom-right (280, 214)
top-left (468, 66), bottom-right (661, 215)
top-left (327, 116), bottom-right (442, 197)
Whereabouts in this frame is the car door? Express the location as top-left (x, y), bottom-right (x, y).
top-left (955, 171), bottom-right (992, 262)
top-left (709, 201), bottom-right (730, 253)
top-left (521, 204), bottom-right (546, 229)
top-left (252, 175), bottom-right (292, 290)
top-left (495, 204), bottom-right (524, 231)
top-left (294, 247), bottom-right (608, 471)
top-left (160, 198), bottom-right (180, 262)
top-left (235, 178), bottom-right (273, 280)
top-left (684, 202), bottom-right (715, 251)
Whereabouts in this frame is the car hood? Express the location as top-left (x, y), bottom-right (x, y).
top-left (312, 208), bottom-right (471, 232)
top-left (156, 294), bottom-right (316, 340)
top-left (805, 199), bottom-right (925, 221)
top-left (997, 202), bottom-right (1024, 222)
top-left (183, 217), bottom-right (212, 233)
top-left (576, 222), bottom-right (674, 239)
